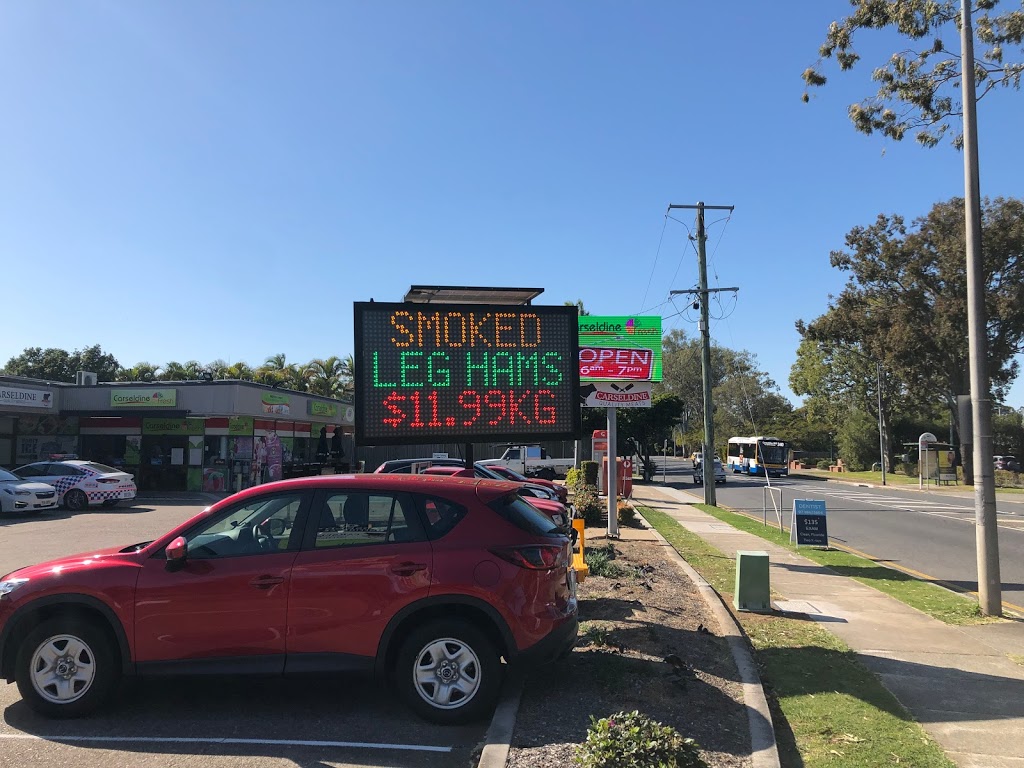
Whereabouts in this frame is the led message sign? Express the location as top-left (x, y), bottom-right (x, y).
top-left (354, 303), bottom-right (581, 445)
top-left (578, 316), bottom-right (663, 382)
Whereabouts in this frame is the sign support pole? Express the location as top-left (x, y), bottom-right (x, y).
top-left (607, 407), bottom-right (619, 538)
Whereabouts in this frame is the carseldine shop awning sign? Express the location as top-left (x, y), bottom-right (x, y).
top-left (110, 389), bottom-right (177, 408)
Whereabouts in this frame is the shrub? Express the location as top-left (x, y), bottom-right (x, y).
top-left (816, 459), bottom-right (831, 470)
top-left (565, 467), bottom-right (581, 491)
top-left (580, 460), bottom-right (599, 487)
top-left (575, 486), bottom-right (603, 528)
top-left (575, 710), bottom-right (707, 768)
top-left (584, 545), bottom-right (624, 579)
top-left (895, 461), bottom-right (917, 476)
top-left (617, 500), bottom-right (638, 527)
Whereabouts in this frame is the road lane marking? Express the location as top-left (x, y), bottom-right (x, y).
top-left (777, 482), bottom-right (1023, 525)
top-left (0, 734), bottom-right (452, 752)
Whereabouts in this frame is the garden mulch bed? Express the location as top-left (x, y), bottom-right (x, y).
top-left (505, 524), bottom-right (752, 768)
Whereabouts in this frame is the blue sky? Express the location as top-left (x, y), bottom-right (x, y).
top-left (2, 2), bottom-right (1021, 408)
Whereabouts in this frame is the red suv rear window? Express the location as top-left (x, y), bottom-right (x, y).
top-left (489, 493), bottom-right (562, 536)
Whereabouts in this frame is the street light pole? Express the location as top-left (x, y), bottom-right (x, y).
top-left (877, 361), bottom-right (886, 486)
top-left (961, 0), bottom-right (1001, 615)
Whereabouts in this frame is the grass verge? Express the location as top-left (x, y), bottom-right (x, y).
top-left (639, 505), bottom-right (956, 768)
top-left (689, 503), bottom-right (992, 626)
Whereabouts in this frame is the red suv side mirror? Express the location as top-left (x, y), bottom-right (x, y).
top-left (165, 536), bottom-right (187, 571)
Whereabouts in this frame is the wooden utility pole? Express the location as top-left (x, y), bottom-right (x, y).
top-left (668, 201), bottom-right (734, 506)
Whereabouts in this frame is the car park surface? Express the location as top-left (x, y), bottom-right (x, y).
top-left (0, 495), bottom-right (492, 768)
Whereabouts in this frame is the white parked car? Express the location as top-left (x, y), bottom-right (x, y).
top-left (0, 468), bottom-right (59, 515)
top-left (13, 461), bottom-right (137, 511)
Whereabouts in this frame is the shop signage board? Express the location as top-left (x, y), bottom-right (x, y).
top-left (262, 392), bottom-right (290, 415)
top-left (0, 386), bottom-right (54, 409)
top-left (578, 316), bottom-right (662, 382)
top-left (228, 416), bottom-right (254, 435)
top-left (354, 302), bottom-right (581, 445)
top-left (143, 418), bottom-right (205, 436)
top-left (790, 499), bottom-right (829, 548)
top-left (581, 381), bottom-right (653, 408)
top-left (308, 401), bottom-right (338, 417)
top-left (111, 389), bottom-right (177, 408)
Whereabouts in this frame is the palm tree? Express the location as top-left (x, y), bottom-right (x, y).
top-left (161, 361), bottom-right (189, 380)
top-left (306, 356), bottom-right (346, 397)
top-left (254, 353), bottom-right (289, 388)
top-left (223, 362), bottom-right (254, 381)
top-left (263, 353), bottom-right (288, 371)
top-left (183, 360), bottom-right (205, 379)
top-left (339, 354), bottom-right (355, 398)
top-left (207, 359), bottom-right (230, 379)
top-left (118, 362), bottom-right (159, 382)
top-left (283, 363), bottom-right (311, 392)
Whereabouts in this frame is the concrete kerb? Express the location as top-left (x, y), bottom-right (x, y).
top-left (475, 672), bottom-right (524, 768)
top-left (636, 513), bottom-right (781, 768)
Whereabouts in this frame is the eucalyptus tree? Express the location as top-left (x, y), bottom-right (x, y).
top-left (795, 196), bottom-right (1024, 479)
top-left (803, 0), bottom-right (1024, 148)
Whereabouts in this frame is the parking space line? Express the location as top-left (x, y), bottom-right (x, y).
top-left (0, 733), bottom-right (452, 752)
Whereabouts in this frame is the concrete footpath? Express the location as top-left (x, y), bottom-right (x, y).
top-left (632, 484), bottom-right (1024, 768)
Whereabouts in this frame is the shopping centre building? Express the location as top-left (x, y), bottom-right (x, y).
top-left (0, 375), bottom-right (354, 493)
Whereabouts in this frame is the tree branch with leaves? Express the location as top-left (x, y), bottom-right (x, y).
top-left (803, 0), bottom-right (1024, 147)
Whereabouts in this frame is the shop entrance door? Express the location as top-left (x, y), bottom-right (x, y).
top-left (140, 435), bottom-right (189, 491)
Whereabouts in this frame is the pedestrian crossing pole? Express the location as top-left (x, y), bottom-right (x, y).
top-left (668, 201), bottom-right (735, 507)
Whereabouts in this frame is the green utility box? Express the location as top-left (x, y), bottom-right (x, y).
top-left (734, 550), bottom-right (771, 612)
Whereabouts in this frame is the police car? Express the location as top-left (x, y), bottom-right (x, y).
top-left (13, 460), bottom-right (137, 510)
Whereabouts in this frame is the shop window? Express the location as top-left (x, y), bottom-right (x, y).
top-left (80, 435), bottom-right (134, 469)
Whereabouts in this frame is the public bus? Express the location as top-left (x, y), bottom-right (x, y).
top-left (726, 436), bottom-right (790, 477)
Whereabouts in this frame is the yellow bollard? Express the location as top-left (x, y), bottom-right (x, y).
top-left (571, 518), bottom-right (589, 582)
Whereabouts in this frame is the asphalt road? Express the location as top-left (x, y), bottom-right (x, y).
top-left (0, 496), bottom-right (485, 768)
top-left (653, 456), bottom-right (1024, 614)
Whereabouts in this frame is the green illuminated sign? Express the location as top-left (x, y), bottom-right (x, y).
top-left (578, 315), bottom-right (662, 382)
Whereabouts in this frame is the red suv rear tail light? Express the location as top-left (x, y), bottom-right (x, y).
top-left (489, 545), bottom-right (567, 570)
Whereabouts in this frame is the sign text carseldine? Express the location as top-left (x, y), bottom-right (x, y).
top-left (110, 389), bottom-right (177, 407)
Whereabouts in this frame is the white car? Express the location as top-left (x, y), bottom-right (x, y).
top-left (693, 459), bottom-right (727, 486)
top-left (0, 468), bottom-right (59, 515)
top-left (13, 460), bottom-right (137, 511)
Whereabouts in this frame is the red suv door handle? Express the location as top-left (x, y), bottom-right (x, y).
top-left (250, 575), bottom-right (286, 589)
top-left (390, 562), bottom-right (427, 577)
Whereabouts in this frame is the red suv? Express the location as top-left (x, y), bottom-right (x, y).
top-left (0, 474), bottom-right (577, 723)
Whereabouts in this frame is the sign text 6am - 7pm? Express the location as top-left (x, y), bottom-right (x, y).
top-left (354, 303), bottom-right (581, 445)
